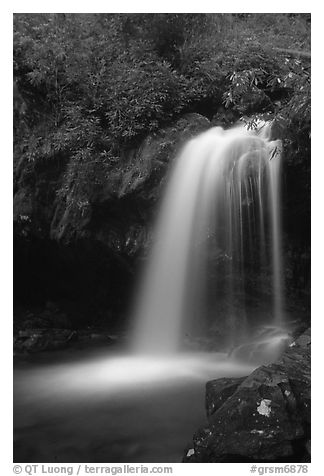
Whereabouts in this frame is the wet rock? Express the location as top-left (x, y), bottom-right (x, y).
top-left (89, 333), bottom-right (116, 345)
top-left (14, 114), bottom-right (210, 323)
top-left (15, 303), bottom-right (73, 331)
top-left (14, 328), bottom-right (78, 354)
top-left (206, 377), bottom-right (246, 417)
top-left (229, 326), bottom-right (293, 365)
top-left (184, 328), bottom-right (311, 463)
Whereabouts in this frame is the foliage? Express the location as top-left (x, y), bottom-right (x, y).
top-left (13, 13), bottom-right (311, 237)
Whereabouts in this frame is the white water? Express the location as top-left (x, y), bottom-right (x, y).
top-left (14, 122), bottom-right (287, 463)
top-left (133, 122), bottom-right (284, 354)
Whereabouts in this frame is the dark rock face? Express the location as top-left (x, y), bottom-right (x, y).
top-left (14, 113), bottom-right (210, 249)
top-left (184, 329), bottom-right (311, 463)
top-left (14, 114), bottom-right (210, 323)
top-left (77, 113), bottom-right (211, 256)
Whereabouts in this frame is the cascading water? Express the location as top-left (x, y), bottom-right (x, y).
top-left (133, 122), bottom-right (284, 355)
top-left (14, 122), bottom-right (288, 463)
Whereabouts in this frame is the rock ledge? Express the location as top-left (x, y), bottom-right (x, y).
top-left (184, 329), bottom-right (311, 463)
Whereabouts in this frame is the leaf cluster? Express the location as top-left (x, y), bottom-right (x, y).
top-left (13, 13), bottom-right (310, 236)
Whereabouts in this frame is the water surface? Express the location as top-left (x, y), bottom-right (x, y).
top-left (14, 347), bottom-right (255, 462)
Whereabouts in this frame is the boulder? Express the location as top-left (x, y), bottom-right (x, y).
top-left (206, 377), bottom-right (246, 417)
top-left (184, 329), bottom-right (311, 463)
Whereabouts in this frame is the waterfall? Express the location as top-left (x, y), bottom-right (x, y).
top-left (132, 122), bottom-right (283, 354)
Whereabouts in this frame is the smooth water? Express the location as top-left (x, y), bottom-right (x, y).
top-left (14, 347), bottom-right (256, 462)
top-left (133, 123), bottom-right (284, 354)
